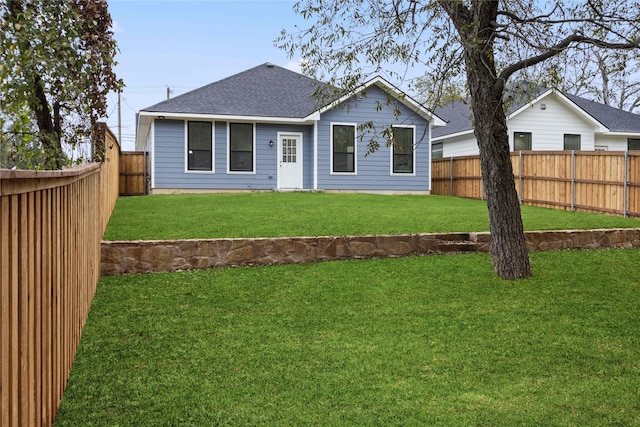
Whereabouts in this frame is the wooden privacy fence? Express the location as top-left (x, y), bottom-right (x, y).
top-left (432, 150), bottom-right (640, 217)
top-left (119, 151), bottom-right (149, 196)
top-left (0, 124), bottom-right (119, 427)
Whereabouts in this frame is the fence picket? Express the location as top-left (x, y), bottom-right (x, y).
top-left (0, 124), bottom-right (119, 426)
top-left (431, 151), bottom-right (640, 217)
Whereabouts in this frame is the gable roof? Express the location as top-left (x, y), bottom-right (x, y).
top-left (141, 63), bottom-right (323, 119)
top-left (136, 63), bottom-right (444, 149)
top-left (317, 75), bottom-right (446, 126)
top-left (432, 88), bottom-right (640, 140)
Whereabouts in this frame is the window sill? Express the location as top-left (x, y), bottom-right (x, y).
top-left (185, 170), bottom-right (215, 174)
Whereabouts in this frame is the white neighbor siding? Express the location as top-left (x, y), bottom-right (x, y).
top-left (441, 133), bottom-right (479, 157)
top-left (507, 94), bottom-right (596, 151)
top-left (594, 134), bottom-right (629, 151)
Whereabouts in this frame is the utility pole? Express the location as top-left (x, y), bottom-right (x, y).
top-left (117, 90), bottom-right (122, 145)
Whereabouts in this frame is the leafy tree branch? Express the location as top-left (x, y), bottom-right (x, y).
top-left (0, 0), bottom-right (123, 169)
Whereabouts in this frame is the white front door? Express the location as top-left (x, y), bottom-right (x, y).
top-left (278, 133), bottom-right (303, 189)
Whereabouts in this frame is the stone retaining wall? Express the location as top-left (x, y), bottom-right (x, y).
top-left (101, 228), bottom-right (640, 276)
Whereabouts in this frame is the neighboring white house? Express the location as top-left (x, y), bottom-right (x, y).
top-left (432, 88), bottom-right (640, 158)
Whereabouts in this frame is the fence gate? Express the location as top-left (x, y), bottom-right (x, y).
top-left (119, 151), bottom-right (149, 196)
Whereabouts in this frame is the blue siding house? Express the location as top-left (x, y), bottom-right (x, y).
top-left (135, 63), bottom-right (445, 193)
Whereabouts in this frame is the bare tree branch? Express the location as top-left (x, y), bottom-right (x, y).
top-left (500, 34), bottom-right (639, 82)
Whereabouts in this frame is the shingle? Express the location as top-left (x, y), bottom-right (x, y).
top-left (431, 101), bottom-right (473, 138)
top-left (141, 63), bottom-right (325, 118)
top-left (433, 86), bottom-right (640, 138)
top-left (565, 94), bottom-right (640, 133)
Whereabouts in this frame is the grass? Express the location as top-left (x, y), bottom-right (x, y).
top-left (103, 193), bottom-right (640, 240)
top-left (55, 249), bottom-right (640, 426)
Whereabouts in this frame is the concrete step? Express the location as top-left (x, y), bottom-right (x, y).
top-left (436, 240), bottom-right (477, 253)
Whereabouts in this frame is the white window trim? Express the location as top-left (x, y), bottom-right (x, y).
top-left (330, 122), bottom-right (357, 175)
top-left (227, 122), bottom-right (257, 175)
top-left (313, 121), bottom-right (318, 190)
top-left (184, 120), bottom-right (215, 174)
top-left (390, 125), bottom-right (417, 176)
top-left (150, 120), bottom-right (156, 189)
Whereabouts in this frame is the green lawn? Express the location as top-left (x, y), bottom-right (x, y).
top-left (55, 249), bottom-right (640, 426)
top-left (58, 192), bottom-right (640, 424)
top-left (103, 193), bottom-right (640, 240)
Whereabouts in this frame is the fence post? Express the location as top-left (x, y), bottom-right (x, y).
top-left (143, 151), bottom-right (148, 195)
top-left (571, 150), bottom-right (576, 211)
top-left (435, 151), bottom-right (633, 217)
top-left (519, 151), bottom-right (524, 204)
top-left (624, 150), bottom-right (629, 217)
top-left (449, 156), bottom-right (454, 196)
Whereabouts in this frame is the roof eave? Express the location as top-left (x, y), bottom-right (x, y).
top-left (431, 129), bottom-right (475, 142)
top-left (600, 131), bottom-right (640, 137)
top-left (137, 110), bottom-right (318, 124)
top-left (135, 114), bottom-right (152, 151)
top-left (553, 90), bottom-right (610, 132)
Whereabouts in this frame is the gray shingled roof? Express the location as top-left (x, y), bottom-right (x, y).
top-left (141, 63), bottom-right (325, 118)
top-left (431, 101), bottom-right (474, 138)
top-left (433, 89), bottom-right (640, 138)
top-left (565, 94), bottom-right (640, 133)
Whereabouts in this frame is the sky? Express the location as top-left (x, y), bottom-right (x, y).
top-left (106, 0), bottom-right (304, 150)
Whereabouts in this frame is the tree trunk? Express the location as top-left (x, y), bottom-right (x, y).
top-left (465, 59), bottom-right (532, 280)
top-left (447, 2), bottom-right (532, 280)
top-left (472, 81), bottom-right (532, 279)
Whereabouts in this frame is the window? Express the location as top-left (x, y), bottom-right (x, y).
top-left (229, 123), bottom-right (254, 172)
top-left (282, 137), bottom-right (297, 163)
top-left (628, 138), bottom-right (640, 150)
top-left (564, 134), bottom-right (581, 150)
top-left (187, 121), bottom-right (212, 171)
top-left (392, 126), bottom-right (414, 174)
top-left (513, 132), bottom-right (532, 151)
top-left (432, 142), bottom-right (443, 159)
top-left (332, 124), bottom-right (356, 173)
